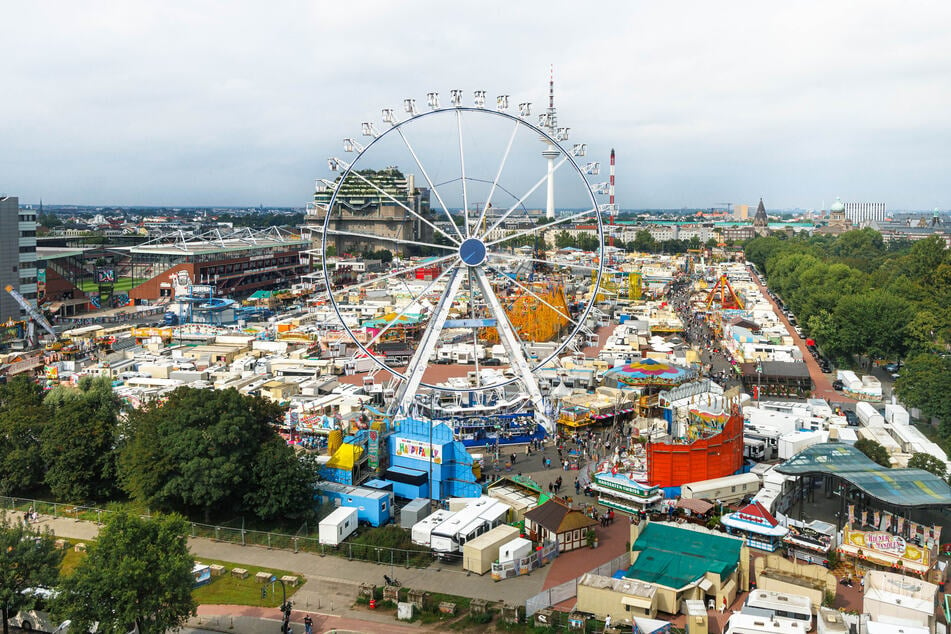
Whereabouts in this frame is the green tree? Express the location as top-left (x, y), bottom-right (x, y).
top-left (895, 354), bottom-right (951, 444)
top-left (854, 438), bottom-right (892, 468)
top-left (243, 437), bottom-right (315, 521)
top-left (119, 387), bottom-right (309, 521)
top-left (0, 376), bottom-right (49, 495)
top-left (0, 512), bottom-right (63, 634)
top-left (832, 290), bottom-right (915, 361)
top-left (41, 376), bottom-right (121, 501)
top-left (632, 230), bottom-right (657, 253)
top-left (55, 511), bottom-right (195, 634)
top-left (907, 452), bottom-right (947, 480)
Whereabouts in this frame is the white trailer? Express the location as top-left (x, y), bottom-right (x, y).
top-left (778, 430), bottom-right (827, 460)
top-left (430, 498), bottom-right (510, 559)
top-left (410, 509), bottom-right (454, 548)
top-left (319, 506), bottom-right (358, 546)
top-left (855, 402), bottom-right (884, 427)
top-left (681, 472), bottom-right (762, 505)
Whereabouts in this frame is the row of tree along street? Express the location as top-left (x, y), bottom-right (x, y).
top-left (0, 376), bottom-right (315, 525)
top-left (0, 510), bottom-right (195, 634)
top-left (744, 231), bottom-right (951, 450)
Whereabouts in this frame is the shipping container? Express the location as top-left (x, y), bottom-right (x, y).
top-left (498, 536), bottom-right (533, 565)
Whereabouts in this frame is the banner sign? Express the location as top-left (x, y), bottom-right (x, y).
top-left (843, 528), bottom-right (931, 566)
top-left (395, 438), bottom-right (442, 464)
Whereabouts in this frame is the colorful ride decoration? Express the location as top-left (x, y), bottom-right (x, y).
top-left (647, 408), bottom-right (744, 488)
top-left (480, 283), bottom-right (569, 344)
top-left (705, 274), bottom-right (744, 310)
top-left (603, 358), bottom-right (697, 388)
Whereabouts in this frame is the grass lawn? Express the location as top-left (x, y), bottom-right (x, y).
top-left (76, 277), bottom-right (137, 293)
top-left (58, 542), bottom-right (303, 608)
top-left (192, 557), bottom-right (304, 608)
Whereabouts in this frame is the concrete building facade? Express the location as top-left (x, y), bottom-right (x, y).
top-left (0, 196), bottom-right (38, 320)
top-left (844, 201), bottom-right (887, 225)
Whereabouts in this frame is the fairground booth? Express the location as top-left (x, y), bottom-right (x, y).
top-left (777, 443), bottom-right (951, 585)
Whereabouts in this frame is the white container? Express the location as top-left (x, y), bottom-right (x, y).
top-left (778, 430), bottom-right (827, 460)
top-left (498, 537), bottom-right (533, 565)
top-left (319, 506), bottom-right (358, 546)
top-left (463, 524), bottom-right (521, 575)
top-left (855, 402), bottom-right (881, 426)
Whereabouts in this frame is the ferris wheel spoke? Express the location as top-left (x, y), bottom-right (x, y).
top-left (472, 267), bottom-right (551, 432)
top-left (392, 266), bottom-right (466, 415)
top-left (456, 110), bottom-right (471, 236)
top-left (325, 228), bottom-right (457, 252)
top-left (473, 119), bottom-right (520, 236)
top-left (483, 155), bottom-right (569, 238)
top-left (395, 127), bottom-right (466, 242)
top-left (488, 252), bottom-right (622, 275)
top-left (361, 263), bottom-right (458, 352)
top-left (342, 168), bottom-right (461, 246)
top-left (485, 264), bottom-right (579, 327)
top-left (334, 252), bottom-right (459, 294)
top-left (485, 208), bottom-right (598, 248)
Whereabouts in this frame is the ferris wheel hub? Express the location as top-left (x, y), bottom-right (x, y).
top-left (459, 237), bottom-right (488, 267)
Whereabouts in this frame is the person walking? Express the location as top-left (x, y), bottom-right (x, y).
top-left (304, 614), bottom-right (314, 634)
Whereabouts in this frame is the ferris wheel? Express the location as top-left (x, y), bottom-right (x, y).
top-left (317, 91), bottom-right (607, 432)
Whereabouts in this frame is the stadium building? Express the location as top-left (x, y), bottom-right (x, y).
top-left (126, 227), bottom-right (309, 303)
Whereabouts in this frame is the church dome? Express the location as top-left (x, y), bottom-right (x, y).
top-left (830, 197), bottom-right (845, 213)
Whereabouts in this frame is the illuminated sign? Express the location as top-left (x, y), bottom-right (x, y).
top-left (395, 438), bottom-right (442, 465)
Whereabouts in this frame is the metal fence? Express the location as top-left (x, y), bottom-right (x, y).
top-left (524, 552), bottom-right (630, 617)
top-left (0, 496), bottom-right (433, 568)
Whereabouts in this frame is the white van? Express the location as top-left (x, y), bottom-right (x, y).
top-left (11, 588), bottom-right (78, 633)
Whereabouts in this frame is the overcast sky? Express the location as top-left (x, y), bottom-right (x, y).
top-left (2, 1), bottom-right (949, 210)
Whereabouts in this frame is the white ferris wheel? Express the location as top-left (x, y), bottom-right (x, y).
top-left (317, 90), bottom-right (607, 433)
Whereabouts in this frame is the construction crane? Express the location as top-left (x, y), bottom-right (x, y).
top-left (717, 202), bottom-right (733, 214)
top-left (5, 285), bottom-right (57, 343)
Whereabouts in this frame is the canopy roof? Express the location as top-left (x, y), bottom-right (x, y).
top-left (604, 358), bottom-right (697, 387)
top-left (776, 443), bottom-right (951, 508)
top-left (626, 522), bottom-right (742, 589)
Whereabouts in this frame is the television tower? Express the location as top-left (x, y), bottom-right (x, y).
top-left (541, 66), bottom-right (559, 220)
top-left (609, 148), bottom-right (616, 247)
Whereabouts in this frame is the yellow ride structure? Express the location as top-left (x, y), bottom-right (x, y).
top-left (481, 283), bottom-right (570, 344)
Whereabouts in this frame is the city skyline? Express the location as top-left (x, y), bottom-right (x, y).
top-left (2, 1), bottom-right (950, 209)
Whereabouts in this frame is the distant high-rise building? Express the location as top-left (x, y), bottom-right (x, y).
top-left (844, 201), bottom-right (886, 224)
top-left (0, 195), bottom-right (38, 320)
top-left (733, 204), bottom-right (750, 220)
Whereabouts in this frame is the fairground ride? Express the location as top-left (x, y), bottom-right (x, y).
top-left (316, 90), bottom-right (610, 433)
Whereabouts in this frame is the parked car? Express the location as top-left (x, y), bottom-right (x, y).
top-left (844, 410), bottom-right (859, 426)
top-left (481, 358), bottom-right (502, 366)
top-left (884, 363), bottom-right (899, 373)
top-left (832, 379), bottom-right (844, 391)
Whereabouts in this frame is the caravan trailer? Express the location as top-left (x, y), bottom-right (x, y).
top-left (681, 472), bottom-right (761, 505)
top-left (742, 590), bottom-right (813, 630)
top-left (410, 509), bottom-right (454, 548)
top-left (429, 498), bottom-right (510, 559)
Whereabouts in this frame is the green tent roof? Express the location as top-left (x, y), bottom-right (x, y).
top-left (625, 522), bottom-right (742, 589)
top-left (776, 443), bottom-right (951, 508)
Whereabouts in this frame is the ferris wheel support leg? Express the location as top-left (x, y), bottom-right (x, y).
top-left (391, 267), bottom-right (464, 419)
top-left (473, 268), bottom-right (554, 435)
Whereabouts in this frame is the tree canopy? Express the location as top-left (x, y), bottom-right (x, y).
top-left (0, 512), bottom-right (63, 634)
top-left (907, 452), bottom-right (948, 480)
top-left (854, 438), bottom-right (892, 468)
top-left (41, 376), bottom-right (122, 501)
top-left (54, 511), bottom-right (195, 634)
top-left (119, 387), bottom-right (313, 522)
top-left (0, 376), bottom-right (48, 496)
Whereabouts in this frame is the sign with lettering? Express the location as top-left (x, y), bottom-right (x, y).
top-left (395, 438), bottom-right (442, 465)
top-left (844, 528), bottom-right (930, 565)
